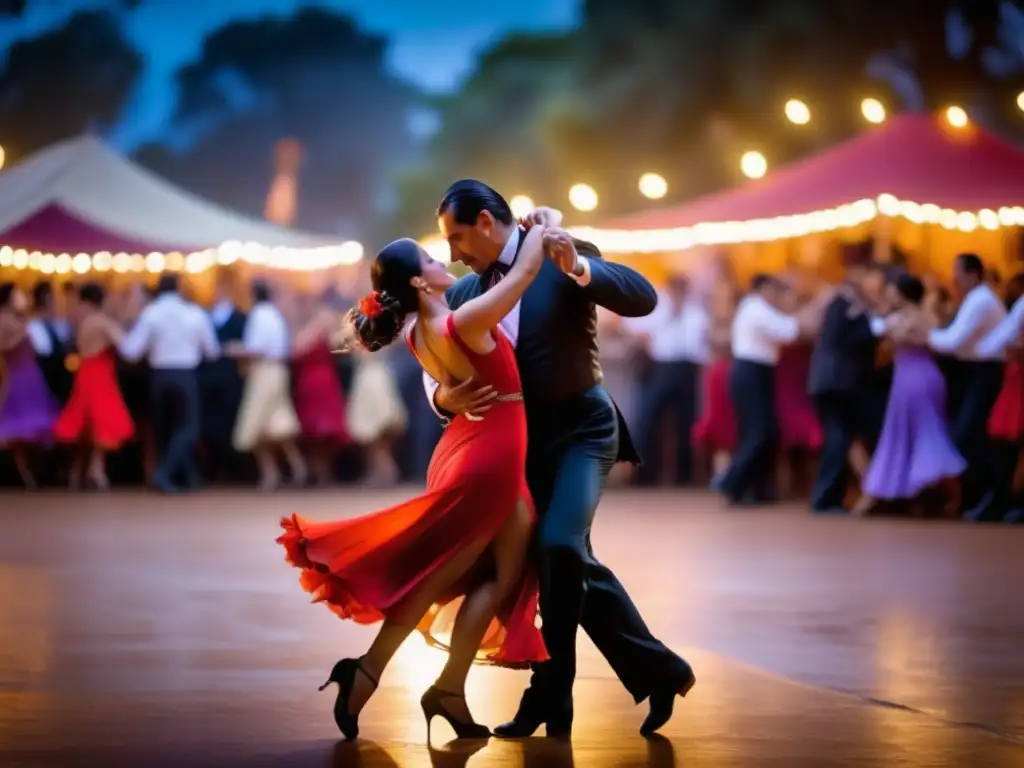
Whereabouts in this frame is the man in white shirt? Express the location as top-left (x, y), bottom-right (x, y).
top-left (622, 274), bottom-right (709, 486)
top-left (715, 274), bottom-right (800, 505)
top-left (120, 273), bottom-right (220, 493)
top-left (928, 253), bottom-right (1007, 520)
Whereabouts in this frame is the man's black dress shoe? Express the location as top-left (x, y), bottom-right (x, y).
top-left (491, 686), bottom-right (571, 739)
top-left (640, 664), bottom-right (696, 735)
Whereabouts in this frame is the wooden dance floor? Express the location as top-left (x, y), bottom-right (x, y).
top-left (1, 489), bottom-right (1022, 767)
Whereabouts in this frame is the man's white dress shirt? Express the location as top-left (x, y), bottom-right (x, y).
top-left (730, 293), bottom-right (800, 365)
top-left (120, 293), bottom-right (220, 368)
top-left (26, 318), bottom-right (58, 356)
top-left (977, 294), bottom-right (1024, 358)
top-left (622, 293), bottom-right (710, 364)
top-left (928, 283), bottom-right (1006, 361)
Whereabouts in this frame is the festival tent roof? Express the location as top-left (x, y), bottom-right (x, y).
top-left (577, 114), bottom-right (1024, 253)
top-left (0, 134), bottom-right (346, 258)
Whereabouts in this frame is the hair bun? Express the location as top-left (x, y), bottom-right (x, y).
top-left (350, 290), bottom-right (407, 351)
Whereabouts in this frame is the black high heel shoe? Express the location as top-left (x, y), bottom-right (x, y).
top-left (420, 685), bottom-right (491, 742)
top-left (318, 657), bottom-right (378, 740)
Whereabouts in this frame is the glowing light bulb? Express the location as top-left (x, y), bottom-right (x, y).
top-left (945, 106), bottom-right (968, 128)
top-left (784, 99), bottom-right (810, 125)
top-left (568, 183), bottom-right (598, 212)
top-left (740, 151), bottom-right (767, 180)
top-left (509, 195), bottom-right (535, 219)
top-left (638, 173), bottom-right (668, 199)
top-left (861, 98), bottom-right (886, 124)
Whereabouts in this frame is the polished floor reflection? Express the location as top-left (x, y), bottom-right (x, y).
top-left (0, 489), bottom-right (1021, 767)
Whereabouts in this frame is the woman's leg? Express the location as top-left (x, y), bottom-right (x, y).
top-left (279, 438), bottom-right (308, 486)
top-left (69, 446), bottom-right (86, 490)
top-left (346, 532), bottom-right (495, 716)
top-left (11, 445), bottom-right (36, 490)
top-left (433, 499), bottom-right (533, 718)
top-left (310, 441), bottom-right (334, 486)
top-left (87, 445), bottom-right (110, 490)
top-left (254, 445), bottom-right (280, 490)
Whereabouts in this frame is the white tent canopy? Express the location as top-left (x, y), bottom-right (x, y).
top-left (0, 135), bottom-right (360, 272)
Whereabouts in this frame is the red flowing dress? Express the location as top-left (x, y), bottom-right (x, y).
top-left (692, 356), bottom-right (737, 453)
top-left (774, 343), bottom-right (823, 450)
top-left (989, 360), bottom-right (1024, 441)
top-left (277, 314), bottom-right (547, 668)
top-left (292, 343), bottom-right (350, 443)
top-left (53, 349), bottom-right (135, 449)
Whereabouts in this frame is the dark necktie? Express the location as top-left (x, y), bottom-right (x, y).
top-left (485, 262), bottom-right (510, 291)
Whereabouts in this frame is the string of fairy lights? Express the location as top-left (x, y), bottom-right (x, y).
top-left (0, 240), bottom-right (364, 275)
top-left (419, 99), bottom-right (1016, 257)
top-left (0, 97), bottom-right (1019, 270)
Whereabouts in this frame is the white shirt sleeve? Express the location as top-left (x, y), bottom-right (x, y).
top-left (870, 316), bottom-right (887, 337)
top-left (569, 255), bottom-right (592, 287)
top-left (928, 291), bottom-right (990, 353)
top-left (977, 296), bottom-right (1024, 357)
top-left (243, 306), bottom-right (272, 357)
top-left (758, 301), bottom-right (800, 344)
top-left (119, 306), bottom-right (153, 363)
top-left (422, 370), bottom-right (446, 419)
top-left (25, 319), bottom-right (53, 356)
top-left (197, 308), bottom-right (220, 361)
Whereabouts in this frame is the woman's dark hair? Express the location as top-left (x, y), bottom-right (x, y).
top-left (251, 279), bottom-right (272, 304)
top-left (78, 281), bottom-right (105, 308)
top-left (436, 179), bottom-right (515, 226)
top-left (350, 238), bottom-right (423, 351)
top-left (0, 282), bottom-right (14, 309)
top-left (894, 272), bottom-right (925, 304)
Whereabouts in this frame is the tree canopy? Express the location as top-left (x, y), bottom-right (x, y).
top-left (0, 9), bottom-right (143, 160)
top-left (389, 0), bottom-right (1024, 237)
top-left (134, 7), bottom-right (419, 240)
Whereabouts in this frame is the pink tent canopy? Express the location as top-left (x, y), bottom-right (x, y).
top-left (0, 134), bottom-right (337, 253)
top-left (609, 114), bottom-right (1024, 231)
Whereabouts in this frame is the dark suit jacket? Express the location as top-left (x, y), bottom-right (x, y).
top-left (200, 308), bottom-right (247, 442)
top-left (444, 233), bottom-right (656, 462)
top-left (808, 292), bottom-right (878, 397)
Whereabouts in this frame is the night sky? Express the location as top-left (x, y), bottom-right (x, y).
top-left (0, 0), bottom-right (580, 149)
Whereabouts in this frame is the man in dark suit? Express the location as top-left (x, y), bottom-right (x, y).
top-left (200, 272), bottom-right (248, 483)
top-left (808, 258), bottom-right (886, 514)
top-left (425, 180), bottom-right (694, 737)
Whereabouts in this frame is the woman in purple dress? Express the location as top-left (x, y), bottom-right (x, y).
top-left (0, 282), bottom-right (60, 488)
top-left (855, 273), bottom-right (965, 515)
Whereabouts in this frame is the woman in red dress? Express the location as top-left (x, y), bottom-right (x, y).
top-left (692, 273), bottom-right (738, 480)
top-left (290, 290), bottom-right (351, 485)
top-left (53, 282), bottom-right (134, 489)
top-left (277, 228), bottom-right (549, 741)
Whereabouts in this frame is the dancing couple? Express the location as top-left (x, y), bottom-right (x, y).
top-left (277, 180), bottom-right (694, 742)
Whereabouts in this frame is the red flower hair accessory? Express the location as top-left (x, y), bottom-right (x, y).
top-left (359, 292), bottom-right (383, 318)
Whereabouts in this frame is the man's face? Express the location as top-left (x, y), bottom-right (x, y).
top-left (437, 209), bottom-right (501, 274)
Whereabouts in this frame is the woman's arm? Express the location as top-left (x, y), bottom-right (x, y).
top-left (101, 315), bottom-right (126, 348)
top-left (449, 225), bottom-right (546, 350)
top-left (0, 315), bottom-right (26, 352)
top-left (292, 309), bottom-right (332, 356)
